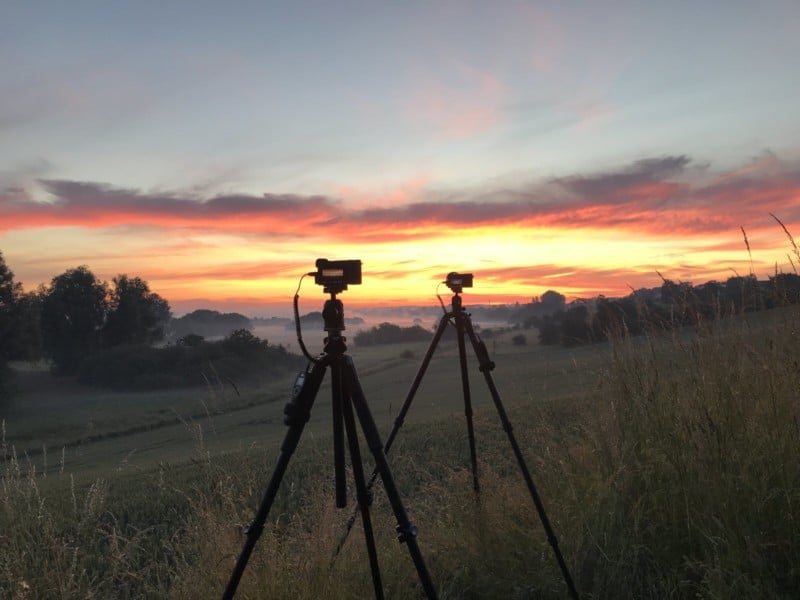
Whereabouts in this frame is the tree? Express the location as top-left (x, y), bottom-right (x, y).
top-left (223, 328), bottom-right (267, 356)
top-left (0, 251), bottom-right (22, 363)
top-left (593, 296), bottom-right (644, 340)
top-left (41, 266), bottom-right (108, 374)
top-left (13, 289), bottom-right (45, 362)
top-left (540, 290), bottom-right (566, 313)
top-left (103, 274), bottom-right (171, 347)
top-left (561, 304), bottom-right (592, 346)
top-left (725, 275), bottom-right (759, 312)
top-left (353, 322), bottom-right (432, 346)
top-left (0, 252), bottom-right (23, 400)
top-left (534, 313), bottom-right (562, 345)
top-left (511, 333), bottom-right (527, 346)
top-left (770, 273), bottom-right (800, 306)
top-left (170, 309), bottom-right (252, 340)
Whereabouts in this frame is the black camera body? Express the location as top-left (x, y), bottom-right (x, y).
top-left (315, 258), bottom-right (362, 294)
top-left (445, 272), bottom-right (473, 293)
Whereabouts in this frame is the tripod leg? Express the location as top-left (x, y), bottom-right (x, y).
top-left (333, 312), bottom-right (451, 560)
top-left (463, 319), bottom-right (581, 600)
top-left (344, 356), bottom-right (439, 600)
top-left (222, 358), bottom-right (328, 600)
top-left (339, 361), bottom-right (384, 600)
top-left (454, 305), bottom-right (480, 492)
top-left (383, 311), bottom-right (451, 457)
top-left (331, 354), bottom-right (347, 508)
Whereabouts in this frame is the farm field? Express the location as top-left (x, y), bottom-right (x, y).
top-left (3, 326), bottom-right (602, 479)
top-left (2, 306), bottom-right (799, 599)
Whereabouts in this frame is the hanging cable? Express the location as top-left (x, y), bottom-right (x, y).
top-left (435, 281), bottom-right (448, 314)
top-left (294, 272), bottom-right (318, 362)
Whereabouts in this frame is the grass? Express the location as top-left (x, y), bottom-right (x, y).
top-left (2, 304), bottom-right (799, 598)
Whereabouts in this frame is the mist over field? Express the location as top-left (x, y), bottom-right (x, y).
top-left (252, 303), bottom-right (512, 351)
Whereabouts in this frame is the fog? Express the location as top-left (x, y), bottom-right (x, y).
top-left (252, 304), bottom-right (514, 353)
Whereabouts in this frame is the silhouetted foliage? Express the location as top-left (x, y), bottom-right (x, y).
top-left (103, 275), bottom-right (171, 347)
top-left (353, 322), bottom-right (433, 346)
top-left (513, 290), bottom-right (568, 328)
top-left (535, 314), bottom-right (562, 345)
top-left (170, 309), bottom-right (252, 340)
top-left (41, 266), bottom-right (108, 375)
top-left (511, 333), bottom-right (527, 346)
top-left (561, 305), bottom-right (593, 346)
top-left (592, 296), bottom-right (644, 341)
top-left (532, 267), bottom-right (800, 348)
top-left (0, 251), bottom-right (22, 363)
top-left (771, 273), bottom-right (800, 305)
top-left (178, 333), bottom-right (205, 347)
top-left (78, 330), bottom-right (303, 391)
top-left (540, 290), bottom-right (566, 312)
top-left (13, 289), bottom-right (45, 362)
top-left (39, 267), bottom-right (173, 374)
top-left (0, 252), bottom-right (23, 399)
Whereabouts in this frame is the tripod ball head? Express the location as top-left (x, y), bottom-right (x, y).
top-left (323, 298), bottom-right (346, 332)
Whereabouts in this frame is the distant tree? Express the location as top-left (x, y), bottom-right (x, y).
top-left (534, 313), bottom-right (562, 345)
top-left (511, 333), bottom-right (527, 346)
top-left (103, 274), bottom-right (171, 347)
top-left (353, 322), bottom-right (432, 346)
top-left (540, 290), bottom-right (566, 312)
top-left (592, 297), bottom-right (617, 341)
top-left (178, 333), bottom-right (205, 347)
top-left (41, 266), bottom-right (108, 374)
top-left (770, 273), bottom-right (800, 306)
top-left (561, 305), bottom-right (592, 346)
top-left (170, 309), bottom-right (252, 339)
top-left (660, 278), bottom-right (692, 305)
top-left (725, 275), bottom-right (760, 312)
top-left (593, 296), bottom-right (644, 340)
top-left (223, 328), bottom-right (267, 356)
top-left (694, 281), bottom-right (724, 315)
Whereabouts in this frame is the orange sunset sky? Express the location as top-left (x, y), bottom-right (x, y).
top-left (2, 3), bottom-right (799, 316)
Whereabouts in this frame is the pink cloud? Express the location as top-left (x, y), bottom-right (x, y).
top-left (408, 62), bottom-right (506, 138)
top-left (2, 153), bottom-right (798, 248)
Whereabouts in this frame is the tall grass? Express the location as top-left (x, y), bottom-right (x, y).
top-left (2, 304), bottom-right (799, 598)
top-left (566, 306), bottom-right (800, 597)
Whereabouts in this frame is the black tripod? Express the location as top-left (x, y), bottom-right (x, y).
top-left (349, 279), bottom-right (580, 600)
top-left (222, 290), bottom-right (438, 600)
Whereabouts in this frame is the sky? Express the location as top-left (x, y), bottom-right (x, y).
top-left (1, 1), bottom-right (799, 316)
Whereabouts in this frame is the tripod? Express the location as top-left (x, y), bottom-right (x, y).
top-left (222, 292), bottom-right (438, 600)
top-left (348, 285), bottom-right (580, 600)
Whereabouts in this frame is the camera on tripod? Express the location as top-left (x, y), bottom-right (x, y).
top-left (315, 258), bottom-right (362, 294)
top-left (445, 272), bottom-right (473, 293)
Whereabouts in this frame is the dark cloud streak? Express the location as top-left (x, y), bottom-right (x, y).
top-left (553, 155), bottom-right (691, 199)
top-left (1, 154), bottom-right (799, 239)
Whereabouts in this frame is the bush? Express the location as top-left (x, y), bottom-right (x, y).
top-left (77, 333), bottom-right (304, 391)
top-left (353, 322), bottom-right (432, 346)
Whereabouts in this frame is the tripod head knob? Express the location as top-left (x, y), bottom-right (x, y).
top-left (323, 297), bottom-right (346, 332)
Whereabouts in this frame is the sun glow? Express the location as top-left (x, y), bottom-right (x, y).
top-left (3, 153), bottom-right (799, 316)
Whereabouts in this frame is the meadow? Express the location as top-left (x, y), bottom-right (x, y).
top-left (1, 307), bottom-right (799, 599)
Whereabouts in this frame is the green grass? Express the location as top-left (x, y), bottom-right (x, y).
top-left (2, 306), bottom-right (799, 598)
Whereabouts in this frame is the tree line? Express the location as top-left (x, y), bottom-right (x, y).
top-left (530, 273), bottom-right (800, 347)
top-left (0, 253), bottom-right (170, 376)
top-left (353, 322), bottom-right (432, 346)
top-left (0, 252), bottom-right (300, 396)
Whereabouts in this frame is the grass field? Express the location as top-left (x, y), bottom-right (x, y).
top-left (2, 325), bottom-right (600, 479)
top-left (2, 306), bottom-right (799, 598)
